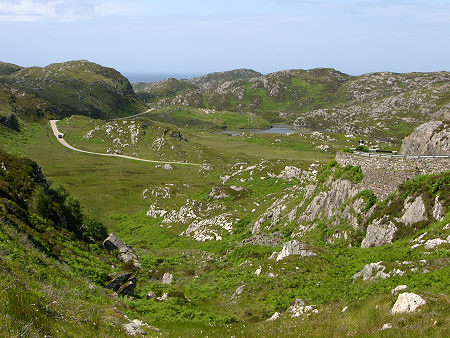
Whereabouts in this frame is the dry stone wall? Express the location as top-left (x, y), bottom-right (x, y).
top-left (336, 152), bottom-right (450, 200)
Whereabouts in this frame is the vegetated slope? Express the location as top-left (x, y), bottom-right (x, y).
top-left (134, 68), bottom-right (450, 142)
top-left (0, 61), bottom-right (23, 76)
top-left (0, 60), bottom-right (147, 120)
top-left (0, 149), bottom-right (132, 336)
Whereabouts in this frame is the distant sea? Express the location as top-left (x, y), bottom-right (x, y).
top-left (124, 72), bottom-right (201, 83)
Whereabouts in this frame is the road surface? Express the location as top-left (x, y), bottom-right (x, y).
top-left (49, 120), bottom-right (200, 166)
top-left (352, 151), bottom-right (450, 159)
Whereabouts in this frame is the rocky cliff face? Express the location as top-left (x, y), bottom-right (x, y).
top-left (401, 121), bottom-right (450, 155)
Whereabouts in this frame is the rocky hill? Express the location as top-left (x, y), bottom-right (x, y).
top-left (0, 61), bottom-right (22, 76)
top-left (401, 120), bottom-right (450, 155)
top-left (0, 60), bottom-right (147, 119)
top-left (134, 68), bottom-right (450, 142)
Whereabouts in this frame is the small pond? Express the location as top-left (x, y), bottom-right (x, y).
top-left (222, 124), bottom-right (313, 136)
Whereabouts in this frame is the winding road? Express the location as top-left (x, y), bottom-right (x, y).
top-left (49, 120), bottom-right (200, 166)
top-left (352, 150), bottom-right (450, 159)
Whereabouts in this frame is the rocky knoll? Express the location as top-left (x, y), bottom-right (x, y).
top-left (0, 60), bottom-right (147, 119)
top-left (401, 121), bottom-right (450, 155)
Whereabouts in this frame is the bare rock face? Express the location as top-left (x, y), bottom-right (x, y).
top-left (361, 216), bottom-right (397, 248)
top-left (401, 121), bottom-right (450, 156)
top-left (391, 292), bottom-right (426, 314)
top-left (398, 196), bottom-right (428, 225)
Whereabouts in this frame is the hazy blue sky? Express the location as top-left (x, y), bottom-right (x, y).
top-left (1, 0), bottom-right (449, 76)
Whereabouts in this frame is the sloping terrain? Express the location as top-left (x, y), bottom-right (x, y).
top-left (0, 60), bottom-right (147, 119)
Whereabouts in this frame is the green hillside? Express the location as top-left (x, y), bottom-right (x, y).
top-left (0, 60), bottom-right (147, 120)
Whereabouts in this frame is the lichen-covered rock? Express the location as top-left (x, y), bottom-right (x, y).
top-left (277, 166), bottom-right (302, 180)
top-left (398, 196), bottom-right (427, 225)
top-left (352, 262), bottom-right (390, 281)
top-left (162, 273), bottom-right (173, 285)
top-left (274, 240), bottom-right (316, 261)
top-left (123, 322), bottom-right (146, 336)
top-left (433, 196), bottom-right (444, 221)
top-left (103, 233), bottom-right (127, 251)
top-left (392, 285), bottom-right (408, 294)
top-left (401, 121), bottom-right (450, 156)
top-left (361, 216), bottom-right (397, 248)
top-left (391, 292), bottom-right (426, 314)
top-left (299, 179), bottom-right (361, 223)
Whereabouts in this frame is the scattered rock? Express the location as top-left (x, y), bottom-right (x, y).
top-left (392, 285), bottom-right (408, 294)
top-left (361, 216), bottom-right (397, 248)
top-left (162, 273), bottom-right (173, 285)
top-left (341, 306), bottom-right (348, 313)
top-left (287, 299), bottom-right (318, 317)
top-left (255, 266), bottom-right (262, 276)
top-left (391, 292), bottom-right (426, 314)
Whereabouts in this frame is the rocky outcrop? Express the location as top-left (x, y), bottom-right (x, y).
top-left (391, 293), bottom-right (426, 314)
top-left (361, 216), bottom-right (397, 248)
top-left (103, 233), bottom-right (142, 269)
top-left (299, 179), bottom-right (361, 223)
top-left (107, 272), bottom-right (137, 296)
top-left (271, 240), bottom-right (316, 261)
top-left (162, 273), bottom-right (173, 285)
top-left (401, 121), bottom-right (450, 156)
top-left (398, 196), bottom-right (427, 225)
top-left (180, 213), bottom-right (236, 241)
top-left (352, 262), bottom-right (390, 281)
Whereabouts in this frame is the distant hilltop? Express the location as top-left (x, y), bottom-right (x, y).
top-left (0, 60), bottom-right (147, 120)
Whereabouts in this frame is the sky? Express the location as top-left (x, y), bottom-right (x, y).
top-left (0, 0), bottom-right (449, 77)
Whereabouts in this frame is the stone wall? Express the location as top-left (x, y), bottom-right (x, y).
top-left (336, 152), bottom-right (450, 200)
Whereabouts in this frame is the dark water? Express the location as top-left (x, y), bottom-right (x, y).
top-left (222, 124), bottom-right (313, 136)
top-left (124, 72), bottom-right (200, 83)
